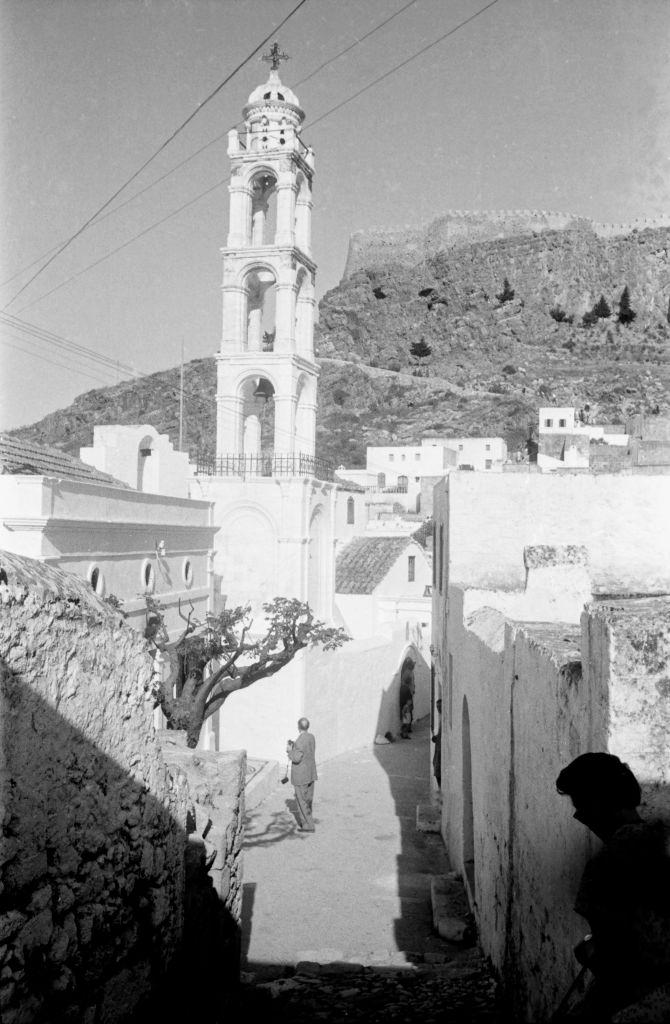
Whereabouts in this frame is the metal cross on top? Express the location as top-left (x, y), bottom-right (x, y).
top-left (262, 42), bottom-right (290, 71)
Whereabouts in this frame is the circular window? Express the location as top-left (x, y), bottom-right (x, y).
top-left (87, 563), bottom-right (105, 596)
top-left (141, 559), bottom-right (155, 594)
top-left (182, 559), bottom-right (194, 589)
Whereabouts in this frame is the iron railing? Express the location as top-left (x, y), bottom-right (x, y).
top-left (195, 452), bottom-right (334, 482)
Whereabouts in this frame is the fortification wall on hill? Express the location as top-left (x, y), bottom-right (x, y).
top-left (344, 209), bottom-right (670, 277)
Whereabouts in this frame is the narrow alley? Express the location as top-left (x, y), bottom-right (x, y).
top-left (238, 717), bottom-right (504, 1021)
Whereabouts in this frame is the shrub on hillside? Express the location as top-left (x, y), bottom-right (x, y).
top-left (496, 277), bottom-right (515, 304)
top-left (549, 305), bottom-right (573, 323)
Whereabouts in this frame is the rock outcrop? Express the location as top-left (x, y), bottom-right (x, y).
top-left (10, 214), bottom-right (670, 468)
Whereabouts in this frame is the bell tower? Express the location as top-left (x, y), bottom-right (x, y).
top-left (216, 44), bottom-right (318, 465)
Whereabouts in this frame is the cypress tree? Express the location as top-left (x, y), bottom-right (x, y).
top-left (617, 286), bottom-right (636, 325)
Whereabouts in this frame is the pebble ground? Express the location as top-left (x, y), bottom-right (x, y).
top-left (236, 717), bottom-right (506, 1021)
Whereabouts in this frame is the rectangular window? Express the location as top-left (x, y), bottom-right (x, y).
top-left (408, 555), bottom-right (416, 582)
top-left (559, 418), bottom-right (566, 428)
top-left (485, 459), bottom-right (492, 469)
top-left (485, 443), bottom-right (491, 451)
top-left (401, 454), bottom-right (406, 461)
top-left (415, 452), bottom-right (421, 460)
top-left (545, 419), bottom-right (553, 428)
top-left (389, 453), bottom-right (395, 462)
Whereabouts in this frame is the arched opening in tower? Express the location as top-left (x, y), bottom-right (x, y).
top-left (245, 269), bottom-right (276, 352)
top-left (250, 172), bottom-right (278, 245)
top-left (240, 376), bottom-right (275, 465)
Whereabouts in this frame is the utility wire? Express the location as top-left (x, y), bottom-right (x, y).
top-left (1, 337), bottom-right (122, 389)
top-left (2, 0), bottom-right (419, 295)
top-left (2, 0), bottom-right (311, 309)
top-left (0, 312), bottom-right (141, 378)
top-left (306, 0), bottom-right (501, 131)
top-left (16, 0), bottom-right (501, 317)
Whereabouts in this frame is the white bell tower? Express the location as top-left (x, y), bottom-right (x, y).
top-left (216, 43), bottom-right (318, 467)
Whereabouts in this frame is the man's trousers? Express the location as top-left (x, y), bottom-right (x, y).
top-left (294, 782), bottom-right (315, 831)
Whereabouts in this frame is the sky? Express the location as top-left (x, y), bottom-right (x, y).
top-left (1, 0), bottom-right (669, 431)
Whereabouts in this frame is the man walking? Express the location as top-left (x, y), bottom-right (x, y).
top-left (287, 718), bottom-right (317, 833)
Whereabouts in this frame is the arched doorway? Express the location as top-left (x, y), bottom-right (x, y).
top-left (462, 696), bottom-right (475, 901)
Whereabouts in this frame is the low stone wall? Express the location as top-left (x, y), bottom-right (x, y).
top-left (0, 551), bottom-right (244, 1023)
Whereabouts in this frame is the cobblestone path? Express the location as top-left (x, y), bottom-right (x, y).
top-left (237, 718), bottom-right (506, 1021)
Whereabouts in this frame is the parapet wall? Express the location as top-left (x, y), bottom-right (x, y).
top-left (344, 209), bottom-right (670, 276)
top-left (0, 551), bottom-right (244, 1023)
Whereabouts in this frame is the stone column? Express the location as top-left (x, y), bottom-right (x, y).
top-left (274, 281), bottom-right (295, 352)
top-left (227, 182), bottom-right (250, 248)
top-left (273, 393), bottom-right (296, 456)
top-left (216, 393), bottom-right (243, 458)
top-left (275, 182), bottom-right (295, 247)
top-left (221, 286), bottom-right (246, 353)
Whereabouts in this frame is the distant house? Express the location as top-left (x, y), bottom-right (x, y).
top-left (335, 534), bottom-right (431, 644)
top-left (0, 430), bottom-right (215, 638)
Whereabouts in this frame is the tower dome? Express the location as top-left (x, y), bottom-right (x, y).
top-left (243, 69), bottom-right (305, 129)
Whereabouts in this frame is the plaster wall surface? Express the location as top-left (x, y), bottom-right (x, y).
top-left (204, 638), bottom-right (428, 764)
top-left (436, 472), bottom-right (670, 594)
top-left (80, 424), bottom-right (192, 498)
top-left (440, 586), bottom-right (670, 1022)
top-left (0, 475), bottom-right (214, 638)
top-left (192, 473), bottom-right (337, 621)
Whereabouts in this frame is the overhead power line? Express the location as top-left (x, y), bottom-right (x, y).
top-left (307, 0), bottom-right (501, 131)
top-left (0, 312), bottom-right (141, 378)
top-left (2, 0), bottom-right (311, 310)
top-left (15, 0), bottom-right (501, 317)
top-left (2, 0), bottom-right (420, 296)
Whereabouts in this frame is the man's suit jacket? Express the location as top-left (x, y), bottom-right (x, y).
top-left (289, 730), bottom-right (317, 785)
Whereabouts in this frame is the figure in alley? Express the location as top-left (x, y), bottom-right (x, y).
top-left (554, 752), bottom-right (670, 1022)
top-left (287, 718), bottom-right (318, 833)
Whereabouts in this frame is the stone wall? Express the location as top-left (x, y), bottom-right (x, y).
top-left (344, 209), bottom-right (670, 284)
top-left (0, 551), bottom-right (244, 1023)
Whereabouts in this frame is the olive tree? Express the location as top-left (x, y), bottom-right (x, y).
top-left (147, 597), bottom-right (350, 747)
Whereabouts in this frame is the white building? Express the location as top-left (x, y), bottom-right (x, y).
top-left (538, 406), bottom-right (628, 470)
top-left (336, 436), bottom-right (507, 515)
top-left (0, 432), bottom-right (215, 638)
top-left (335, 534), bottom-right (432, 642)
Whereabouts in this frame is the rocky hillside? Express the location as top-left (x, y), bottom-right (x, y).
top-left (10, 214), bottom-right (670, 468)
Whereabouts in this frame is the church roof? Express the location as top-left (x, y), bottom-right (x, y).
top-left (0, 434), bottom-right (129, 488)
top-left (336, 536), bottom-right (418, 595)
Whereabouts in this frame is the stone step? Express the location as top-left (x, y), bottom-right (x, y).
top-left (430, 873), bottom-right (471, 943)
top-left (416, 802), bottom-right (441, 833)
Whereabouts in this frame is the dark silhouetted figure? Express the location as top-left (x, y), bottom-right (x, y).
top-left (554, 753), bottom-right (670, 1022)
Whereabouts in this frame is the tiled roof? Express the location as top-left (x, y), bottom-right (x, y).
top-left (0, 434), bottom-right (129, 488)
top-left (411, 520), bottom-right (433, 548)
top-left (336, 536), bottom-right (415, 594)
